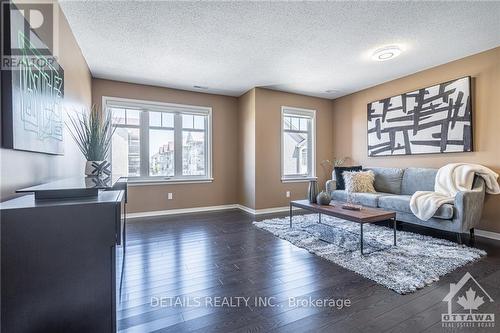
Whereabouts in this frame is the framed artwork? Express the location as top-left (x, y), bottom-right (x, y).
top-left (367, 76), bottom-right (472, 156)
top-left (1, 3), bottom-right (65, 155)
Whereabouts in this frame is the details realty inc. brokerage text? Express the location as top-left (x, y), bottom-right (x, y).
top-left (151, 296), bottom-right (351, 309)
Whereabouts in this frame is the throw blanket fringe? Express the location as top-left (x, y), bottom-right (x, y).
top-left (410, 163), bottom-right (500, 221)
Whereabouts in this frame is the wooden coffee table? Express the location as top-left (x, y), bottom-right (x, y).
top-left (289, 200), bottom-right (397, 255)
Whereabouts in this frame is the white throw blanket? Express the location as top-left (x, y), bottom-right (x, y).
top-left (410, 163), bottom-right (500, 221)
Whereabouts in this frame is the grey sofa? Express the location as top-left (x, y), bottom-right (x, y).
top-left (326, 167), bottom-right (486, 242)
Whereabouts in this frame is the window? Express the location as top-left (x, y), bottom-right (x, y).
top-left (106, 97), bottom-right (212, 182)
top-left (281, 106), bottom-right (316, 181)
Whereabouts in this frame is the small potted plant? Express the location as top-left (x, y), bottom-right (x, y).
top-left (316, 156), bottom-right (350, 205)
top-left (66, 105), bottom-right (115, 177)
top-left (320, 156), bottom-right (349, 181)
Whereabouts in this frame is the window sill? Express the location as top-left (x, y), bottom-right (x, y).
top-left (281, 177), bottom-right (317, 183)
top-left (127, 178), bottom-right (214, 186)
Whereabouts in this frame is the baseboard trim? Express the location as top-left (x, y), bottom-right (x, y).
top-left (236, 205), bottom-right (301, 215)
top-left (128, 204), bottom-right (240, 219)
top-left (475, 229), bottom-right (500, 241)
top-left (235, 205), bottom-right (256, 215)
top-left (128, 204), bottom-right (301, 219)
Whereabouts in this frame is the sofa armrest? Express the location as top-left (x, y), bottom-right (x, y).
top-left (454, 177), bottom-right (486, 232)
top-left (326, 180), bottom-right (337, 195)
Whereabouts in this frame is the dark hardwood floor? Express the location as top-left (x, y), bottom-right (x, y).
top-left (117, 209), bottom-right (500, 333)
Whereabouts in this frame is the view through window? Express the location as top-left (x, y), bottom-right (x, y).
top-left (109, 99), bottom-right (211, 180)
top-left (281, 107), bottom-right (315, 180)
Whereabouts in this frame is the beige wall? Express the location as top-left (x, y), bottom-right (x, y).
top-left (254, 88), bottom-right (334, 210)
top-left (237, 89), bottom-right (256, 209)
top-left (91, 81), bottom-right (333, 213)
top-left (0, 4), bottom-right (92, 200)
top-left (92, 79), bottom-right (239, 213)
top-left (331, 47), bottom-right (500, 232)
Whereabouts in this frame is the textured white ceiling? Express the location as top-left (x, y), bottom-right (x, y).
top-left (60, 1), bottom-right (500, 98)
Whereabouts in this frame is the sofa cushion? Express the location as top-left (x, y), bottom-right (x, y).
top-left (401, 168), bottom-right (437, 195)
top-left (378, 195), bottom-right (454, 220)
top-left (365, 167), bottom-right (404, 194)
top-left (334, 166), bottom-right (362, 190)
top-left (331, 190), bottom-right (390, 208)
top-left (343, 170), bottom-right (376, 193)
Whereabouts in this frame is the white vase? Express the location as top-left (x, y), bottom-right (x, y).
top-left (85, 160), bottom-right (111, 177)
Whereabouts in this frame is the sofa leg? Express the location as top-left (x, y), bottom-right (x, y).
top-left (457, 233), bottom-right (462, 245)
top-left (470, 228), bottom-right (475, 245)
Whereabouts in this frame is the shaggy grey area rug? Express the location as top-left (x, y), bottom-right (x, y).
top-left (253, 214), bottom-right (486, 294)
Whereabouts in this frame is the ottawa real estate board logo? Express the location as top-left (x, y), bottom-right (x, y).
top-left (442, 272), bottom-right (495, 328)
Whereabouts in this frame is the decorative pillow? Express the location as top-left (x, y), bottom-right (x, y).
top-left (342, 170), bottom-right (376, 193)
top-left (334, 166), bottom-right (362, 190)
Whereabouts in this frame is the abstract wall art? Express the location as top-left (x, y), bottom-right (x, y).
top-left (1, 3), bottom-right (65, 155)
top-left (367, 77), bottom-right (472, 156)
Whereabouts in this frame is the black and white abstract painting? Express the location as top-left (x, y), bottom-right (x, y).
top-left (367, 77), bottom-right (472, 156)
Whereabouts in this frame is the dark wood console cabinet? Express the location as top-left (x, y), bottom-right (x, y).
top-left (1, 179), bottom-right (127, 333)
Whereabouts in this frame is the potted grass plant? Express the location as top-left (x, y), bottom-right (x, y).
top-left (316, 157), bottom-right (350, 205)
top-left (66, 105), bottom-right (115, 177)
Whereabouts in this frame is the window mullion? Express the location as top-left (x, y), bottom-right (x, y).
top-left (308, 118), bottom-right (313, 177)
top-left (140, 110), bottom-right (150, 177)
top-left (174, 113), bottom-right (183, 177)
top-left (204, 116), bottom-right (209, 177)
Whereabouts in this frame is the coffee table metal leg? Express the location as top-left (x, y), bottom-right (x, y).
top-left (393, 217), bottom-right (397, 246)
top-left (289, 203), bottom-right (293, 228)
top-left (360, 223), bottom-right (364, 255)
top-left (319, 213), bottom-right (322, 224)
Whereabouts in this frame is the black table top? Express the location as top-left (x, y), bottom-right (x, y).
top-left (16, 176), bottom-right (127, 193)
top-left (0, 190), bottom-right (125, 210)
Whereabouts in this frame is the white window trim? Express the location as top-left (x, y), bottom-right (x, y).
top-left (103, 96), bottom-right (213, 183)
top-left (127, 178), bottom-right (214, 186)
top-left (280, 106), bottom-right (317, 183)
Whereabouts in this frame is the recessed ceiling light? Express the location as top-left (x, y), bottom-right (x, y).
top-left (193, 85), bottom-right (208, 89)
top-left (325, 89), bottom-right (339, 94)
top-left (372, 46), bottom-right (402, 61)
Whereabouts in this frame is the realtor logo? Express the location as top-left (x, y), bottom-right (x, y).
top-left (442, 272), bottom-right (495, 328)
top-left (1, 0), bottom-right (60, 70)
